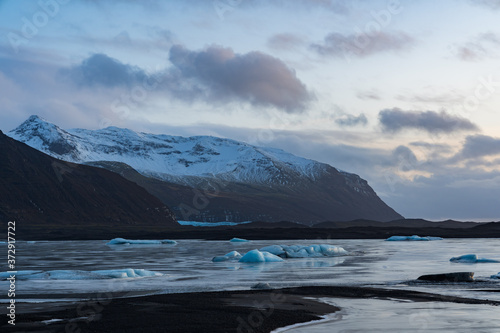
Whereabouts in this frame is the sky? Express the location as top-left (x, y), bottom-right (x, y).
top-left (1, 0), bottom-right (500, 221)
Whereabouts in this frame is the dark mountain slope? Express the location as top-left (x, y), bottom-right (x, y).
top-left (0, 131), bottom-right (177, 227)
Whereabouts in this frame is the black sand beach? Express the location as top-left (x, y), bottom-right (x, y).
top-left (2, 286), bottom-right (499, 333)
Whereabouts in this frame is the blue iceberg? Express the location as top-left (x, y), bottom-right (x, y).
top-left (386, 235), bottom-right (443, 241)
top-left (450, 254), bottom-right (499, 263)
top-left (212, 251), bottom-right (243, 262)
top-left (259, 244), bottom-right (348, 258)
top-left (239, 250), bottom-right (284, 263)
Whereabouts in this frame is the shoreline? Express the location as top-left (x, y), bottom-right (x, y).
top-left (2, 286), bottom-right (499, 333)
top-left (4, 220), bottom-right (500, 241)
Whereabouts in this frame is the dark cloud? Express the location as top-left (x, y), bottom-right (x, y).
top-left (378, 108), bottom-right (479, 134)
top-left (457, 135), bottom-right (500, 159)
top-left (64, 53), bottom-right (147, 87)
top-left (335, 113), bottom-right (368, 127)
top-left (311, 31), bottom-right (414, 59)
top-left (452, 32), bottom-right (500, 61)
top-left (267, 33), bottom-right (305, 51)
top-left (168, 44), bottom-right (312, 112)
top-left (62, 46), bottom-right (312, 113)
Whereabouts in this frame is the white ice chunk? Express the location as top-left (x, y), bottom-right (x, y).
top-left (106, 238), bottom-right (177, 245)
top-left (230, 238), bottom-right (249, 242)
top-left (0, 269), bottom-right (163, 280)
top-left (239, 250), bottom-right (284, 263)
top-left (386, 235), bottom-right (443, 241)
top-left (212, 251), bottom-right (242, 262)
top-left (450, 254), bottom-right (499, 263)
top-left (259, 244), bottom-right (348, 258)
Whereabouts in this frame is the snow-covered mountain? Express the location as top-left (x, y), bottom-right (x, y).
top-left (9, 115), bottom-right (403, 223)
top-left (10, 115), bottom-right (338, 187)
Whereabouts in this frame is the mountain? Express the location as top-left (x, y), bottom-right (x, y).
top-left (8, 115), bottom-right (403, 223)
top-left (0, 129), bottom-right (177, 228)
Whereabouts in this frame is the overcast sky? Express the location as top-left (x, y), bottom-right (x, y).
top-left (2, 0), bottom-right (500, 221)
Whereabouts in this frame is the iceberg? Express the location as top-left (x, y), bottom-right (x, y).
top-left (491, 272), bottom-right (500, 279)
top-left (106, 238), bottom-right (177, 245)
top-left (259, 244), bottom-right (348, 258)
top-left (239, 250), bottom-right (284, 263)
top-left (230, 238), bottom-right (249, 242)
top-left (450, 254), bottom-right (500, 263)
top-left (212, 251), bottom-right (242, 262)
top-left (0, 269), bottom-right (163, 280)
top-left (386, 235), bottom-right (443, 241)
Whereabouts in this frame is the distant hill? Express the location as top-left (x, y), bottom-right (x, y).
top-left (9, 115), bottom-right (403, 224)
top-left (0, 130), bottom-right (177, 228)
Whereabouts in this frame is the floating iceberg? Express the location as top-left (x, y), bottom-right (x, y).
top-left (0, 269), bottom-right (163, 280)
top-left (239, 250), bottom-right (284, 263)
top-left (450, 254), bottom-right (499, 263)
top-left (106, 238), bottom-right (177, 245)
top-left (491, 272), bottom-right (500, 279)
top-left (178, 221), bottom-right (252, 227)
top-left (386, 235), bottom-right (443, 241)
top-left (230, 238), bottom-right (249, 242)
top-left (259, 244), bottom-right (348, 258)
top-left (212, 251), bottom-right (242, 262)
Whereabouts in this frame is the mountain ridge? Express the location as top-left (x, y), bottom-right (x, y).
top-left (8, 115), bottom-right (403, 223)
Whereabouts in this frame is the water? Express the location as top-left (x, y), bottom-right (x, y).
top-left (1, 238), bottom-right (499, 330)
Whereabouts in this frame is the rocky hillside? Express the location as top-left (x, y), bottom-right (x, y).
top-left (0, 130), bottom-right (177, 227)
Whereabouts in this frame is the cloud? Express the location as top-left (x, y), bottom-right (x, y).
top-left (457, 134), bottom-right (500, 159)
top-left (311, 31), bottom-right (414, 59)
top-left (62, 45), bottom-right (313, 113)
top-left (469, 0), bottom-right (500, 10)
top-left (452, 32), bottom-right (500, 61)
top-left (267, 33), bottom-right (306, 51)
top-left (356, 90), bottom-right (381, 100)
top-left (64, 53), bottom-right (147, 87)
top-left (378, 108), bottom-right (479, 134)
top-left (168, 44), bottom-right (312, 112)
top-left (335, 113), bottom-right (368, 127)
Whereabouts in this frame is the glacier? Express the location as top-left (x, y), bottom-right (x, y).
top-left (106, 238), bottom-right (177, 245)
top-left (178, 221), bottom-right (252, 227)
top-left (239, 250), bottom-right (284, 263)
top-left (450, 254), bottom-right (500, 263)
top-left (0, 269), bottom-right (163, 280)
top-left (386, 235), bottom-right (443, 241)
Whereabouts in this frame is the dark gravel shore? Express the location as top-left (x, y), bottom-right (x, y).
top-left (2, 286), bottom-right (499, 333)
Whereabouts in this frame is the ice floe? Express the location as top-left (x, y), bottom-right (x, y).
top-left (386, 235), bottom-right (443, 241)
top-left (259, 244), bottom-right (348, 258)
top-left (106, 238), bottom-right (177, 245)
top-left (239, 250), bottom-right (284, 263)
top-left (449, 254), bottom-right (499, 263)
top-left (212, 251), bottom-right (242, 262)
top-left (491, 272), bottom-right (500, 279)
top-left (0, 269), bottom-right (163, 280)
top-left (230, 238), bottom-right (249, 242)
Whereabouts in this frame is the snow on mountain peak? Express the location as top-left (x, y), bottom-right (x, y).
top-left (8, 115), bottom-right (336, 186)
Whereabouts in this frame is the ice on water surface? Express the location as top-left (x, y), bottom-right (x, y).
top-left (260, 244), bottom-right (348, 258)
top-left (212, 251), bottom-right (242, 262)
top-left (450, 254), bottom-right (500, 263)
top-left (230, 238), bottom-right (249, 242)
top-left (0, 269), bottom-right (163, 280)
top-left (238, 249), bottom-right (284, 263)
top-left (106, 238), bottom-right (177, 245)
top-left (386, 235), bottom-right (443, 241)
